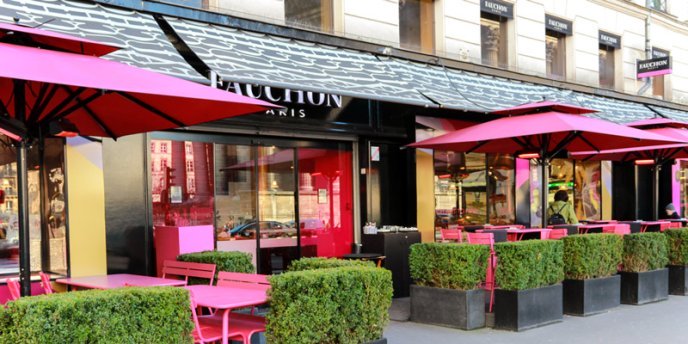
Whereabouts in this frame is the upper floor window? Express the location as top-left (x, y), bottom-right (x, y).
top-left (648, 0), bottom-right (667, 12)
top-left (480, 1), bottom-right (513, 68)
top-left (544, 15), bottom-right (572, 80)
top-left (399, 0), bottom-right (435, 54)
top-left (285, 0), bottom-right (333, 33)
top-left (598, 31), bottom-right (621, 89)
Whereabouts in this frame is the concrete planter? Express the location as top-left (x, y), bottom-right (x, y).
top-left (563, 275), bottom-right (620, 316)
top-left (494, 284), bottom-right (563, 331)
top-left (410, 285), bottom-right (485, 330)
top-left (620, 268), bottom-right (669, 305)
top-left (668, 265), bottom-right (688, 296)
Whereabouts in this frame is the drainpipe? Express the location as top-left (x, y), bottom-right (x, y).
top-left (638, 0), bottom-right (653, 95)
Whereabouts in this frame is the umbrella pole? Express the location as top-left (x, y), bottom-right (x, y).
top-left (652, 165), bottom-right (660, 220)
top-left (16, 141), bottom-right (31, 296)
top-left (541, 158), bottom-right (549, 228)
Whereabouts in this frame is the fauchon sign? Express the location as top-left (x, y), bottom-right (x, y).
top-left (599, 31), bottom-right (621, 49)
top-left (225, 82), bottom-right (342, 119)
top-left (637, 56), bottom-right (672, 79)
top-left (545, 15), bottom-right (572, 36)
top-left (480, 0), bottom-right (513, 19)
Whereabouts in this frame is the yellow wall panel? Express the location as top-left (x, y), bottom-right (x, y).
top-left (416, 150), bottom-right (435, 243)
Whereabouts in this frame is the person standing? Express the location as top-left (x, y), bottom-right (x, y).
top-left (547, 190), bottom-right (578, 225)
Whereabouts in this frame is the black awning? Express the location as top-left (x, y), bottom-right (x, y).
top-left (1, 0), bottom-right (206, 83)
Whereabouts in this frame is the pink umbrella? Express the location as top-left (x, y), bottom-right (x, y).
top-left (409, 101), bottom-right (685, 227)
top-left (570, 118), bottom-right (688, 220)
top-left (0, 22), bottom-right (276, 295)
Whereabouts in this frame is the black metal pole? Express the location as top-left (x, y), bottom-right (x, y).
top-left (634, 165), bottom-right (640, 220)
top-left (540, 158), bottom-right (548, 228)
top-left (653, 165), bottom-right (660, 220)
top-left (13, 79), bottom-right (31, 296)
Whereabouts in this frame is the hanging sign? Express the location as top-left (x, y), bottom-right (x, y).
top-left (599, 31), bottom-right (621, 49)
top-left (371, 146), bottom-right (380, 162)
top-left (637, 56), bottom-right (672, 78)
top-left (545, 15), bottom-right (573, 36)
top-left (480, 0), bottom-right (514, 19)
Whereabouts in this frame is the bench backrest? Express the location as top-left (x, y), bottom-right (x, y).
top-left (162, 260), bottom-right (216, 285)
top-left (216, 271), bottom-right (270, 290)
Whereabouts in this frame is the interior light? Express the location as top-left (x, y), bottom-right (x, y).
top-left (634, 159), bottom-right (655, 166)
top-left (517, 152), bottom-right (540, 159)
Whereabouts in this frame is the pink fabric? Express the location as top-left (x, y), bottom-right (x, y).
top-left (0, 42), bottom-right (275, 139)
top-left (56, 274), bottom-right (187, 289)
top-left (627, 118), bottom-right (688, 129)
top-left (605, 224), bottom-right (631, 235)
top-left (491, 101), bottom-right (597, 115)
top-left (0, 22), bottom-right (120, 56)
top-left (409, 112), bottom-right (682, 154)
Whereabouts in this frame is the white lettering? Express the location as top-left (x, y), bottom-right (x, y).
top-left (485, 1), bottom-right (507, 13)
top-left (306, 92), bottom-right (326, 106)
top-left (264, 86), bottom-right (281, 102)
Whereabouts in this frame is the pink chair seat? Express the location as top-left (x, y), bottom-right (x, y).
top-left (6, 278), bottom-right (20, 301)
top-left (200, 312), bottom-right (266, 342)
top-left (440, 228), bottom-right (462, 242)
top-left (39, 272), bottom-right (54, 294)
top-left (190, 290), bottom-right (245, 344)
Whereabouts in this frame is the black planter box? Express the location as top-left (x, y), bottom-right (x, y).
top-left (410, 285), bottom-right (485, 330)
top-left (494, 284), bottom-right (563, 331)
top-left (669, 265), bottom-right (688, 296)
top-left (620, 269), bottom-right (668, 305)
top-left (563, 275), bottom-right (620, 316)
top-left (363, 338), bottom-right (387, 344)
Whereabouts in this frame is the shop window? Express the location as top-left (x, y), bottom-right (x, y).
top-left (0, 137), bottom-right (67, 277)
top-left (546, 31), bottom-right (566, 80)
top-left (599, 46), bottom-right (615, 88)
top-left (399, 0), bottom-right (435, 54)
top-left (648, 0), bottom-right (667, 12)
top-left (487, 154), bottom-right (515, 224)
top-left (285, 0), bottom-right (333, 33)
top-left (680, 161), bottom-right (688, 217)
top-left (574, 161), bottom-right (601, 221)
top-left (549, 159), bottom-right (574, 206)
top-left (434, 151), bottom-right (487, 227)
top-left (151, 140), bottom-right (214, 226)
top-left (480, 15), bottom-right (508, 68)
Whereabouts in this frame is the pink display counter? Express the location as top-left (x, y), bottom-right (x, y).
top-left (153, 225), bottom-right (214, 277)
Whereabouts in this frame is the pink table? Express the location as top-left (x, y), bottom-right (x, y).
top-left (186, 285), bottom-right (269, 344)
top-left (506, 228), bottom-right (550, 241)
top-left (56, 274), bottom-right (186, 290)
top-left (638, 221), bottom-right (671, 233)
top-left (577, 224), bottom-right (617, 234)
top-left (483, 224), bottom-right (525, 230)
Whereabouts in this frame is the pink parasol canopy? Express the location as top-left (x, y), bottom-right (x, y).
top-left (491, 100), bottom-right (597, 116)
top-left (0, 22), bottom-right (120, 56)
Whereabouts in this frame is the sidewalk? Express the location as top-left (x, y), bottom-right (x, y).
top-left (385, 295), bottom-right (688, 344)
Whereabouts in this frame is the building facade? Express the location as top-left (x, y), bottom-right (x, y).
top-left (3, 0), bottom-right (688, 286)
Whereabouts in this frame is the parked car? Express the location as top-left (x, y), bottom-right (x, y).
top-left (229, 221), bottom-right (295, 239)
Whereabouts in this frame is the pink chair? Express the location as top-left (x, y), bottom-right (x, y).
top-left (466, 232), bottom-right (496, 312)
top-left (216, 271), bottom-right (270, 316)
top-left (548, 229), bottom-right (568, 240)
top-left (604, 224), bottom-right (630, 236)
top-left (6, 278), bottom-right (20, 301)
top-left (39, 272), bottom-right (54, 294)
top-left (669, 222), bottom-right (682, 229)
top-left (162, 260), bottom-right (217, 286)
top-left (440, 228), bottom-right (462, 242)
top-left (189, 291), bottom-right (245, 344)
top-left (660, 222), bottom-right (672, 232)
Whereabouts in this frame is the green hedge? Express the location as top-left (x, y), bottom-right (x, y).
top-left (665, 228), bottom-right (688, 265)
top-left (409, 243), bottom-right (489, 290)
top-left (622, 233), bottom-right (669, 272)
top-left (0, 287), bottom-right (193, 343)
top-left (178, 250), bottom-right (254, 284)
top-left (288, 257), bottom-right (375, 271)
top-left (494, 240), bottom-right (564, 290)
top-left (563, 234), bottom-right (623, 280)
top-left (267, 266), bottom-right (392, 344)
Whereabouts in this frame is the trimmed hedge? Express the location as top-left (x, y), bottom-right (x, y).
top-left (665, 228), bottom-right (688, 265)
top-left (622, 233), bottom-right (669, 273)
top-left (494, 240), bottom-right (564, 290)
top-left (288, 257), bottom-right (375, 271)
top-left (178, 250), bottom-right (254, 284)
top-left (409, 243), bottom-right (489, 290)
top-left (267, 266), bottom-right (392, 344)
top-left (0, 287), bottom-right (193, 343)
top-left (563, 234), bottom-right (623, 280)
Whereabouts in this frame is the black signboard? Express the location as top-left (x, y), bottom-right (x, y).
top-left (599, 31), bottom-right (621, 49)
top-left (545, 15), bottom-right (573, 36)
top-left (652, 47), bottom-right (669, 58)
top-left (637, 56), bottom-right (672, 79)
top-left (480, 0), bottom-right (514, 19)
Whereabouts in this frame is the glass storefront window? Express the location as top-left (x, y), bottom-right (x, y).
top-left (548, 159), bottom-right (574, 205)
top-left (487, 154), bottom-right (515, 224)
top-left (681, 161), bottom-right (688, 217)
top-left (285, 0), bottom-right (333, 33)
top-left (574, 161), bottom-right (602, 221)
top-left (0, 137), bottom-right (66, 277)
top-left (151, 140), bottom-right (214, 227)
top-left (434, 151), bottom-right (487, 227)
